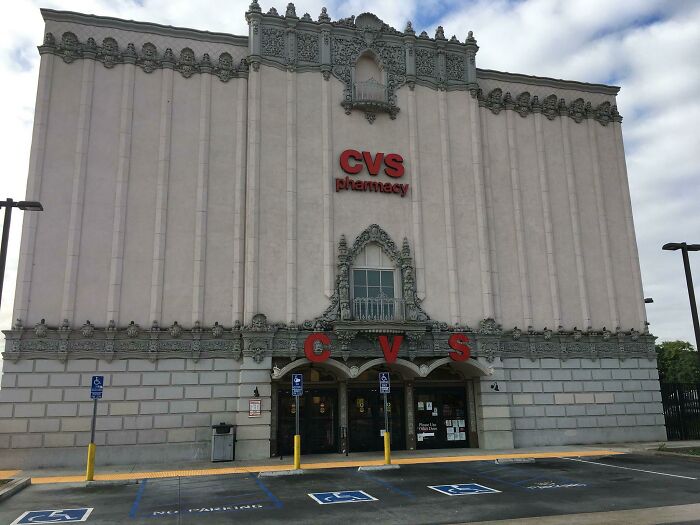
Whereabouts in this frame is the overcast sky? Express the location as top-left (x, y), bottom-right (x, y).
top-left (0, 0), bottom-right (699, 347)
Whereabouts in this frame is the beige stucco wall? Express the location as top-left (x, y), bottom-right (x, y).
top-left (13, 26), bottom-right (646, 335)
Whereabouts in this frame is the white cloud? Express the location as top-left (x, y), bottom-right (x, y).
top-left (0, 0), bottom-right (699, 350)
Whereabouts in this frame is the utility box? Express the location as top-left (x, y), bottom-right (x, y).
top-left (211, 422), bottom-right (235, 462)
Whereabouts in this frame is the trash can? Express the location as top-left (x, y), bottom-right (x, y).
top-left (211, 422), bottom-right (235, 462)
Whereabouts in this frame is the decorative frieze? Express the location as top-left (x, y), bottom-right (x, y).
top-left (39, 31), bottom-right (248, 82)
top-left (1, 317), bottom-right (656, 363)
top-left (474, 87), bottom-right (622, 125)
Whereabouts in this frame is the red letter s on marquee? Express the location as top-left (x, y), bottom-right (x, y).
top-left (304, 333), bottom-right (331, 363)
top-left (379, 335), bottom-right (404, 363)
top-left (383, 153), bottom-right (404, 178)
top-left (339, 149), bottom-right (363, 174)
top-left (448, 333), bottom-right (471, 362)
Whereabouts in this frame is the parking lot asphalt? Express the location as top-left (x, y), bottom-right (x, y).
top-left (2, 453), bottom-right (699, 525)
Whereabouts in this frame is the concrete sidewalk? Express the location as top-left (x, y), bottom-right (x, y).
top-left (5, 439), bottom-right (694, 485)
top-left (6, 443), bottom-right (640, 484)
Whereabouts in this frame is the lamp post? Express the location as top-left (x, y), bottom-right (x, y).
top-left (0, 198), bottom-right (43, 308)
top-left (662, 242), bottom-right (700, 356)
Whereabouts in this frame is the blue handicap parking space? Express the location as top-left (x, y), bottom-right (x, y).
top-left (129, 474), bottom-right (283, 519)
top-left (11, 508), bottom-right (93, 524)
top-left (308, 490), bottom-right (377, 505)
top-left (428, 483), bottom-right (500, 496)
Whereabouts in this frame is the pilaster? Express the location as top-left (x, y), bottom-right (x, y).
top-left (61, 55), bottom-right (95, 323)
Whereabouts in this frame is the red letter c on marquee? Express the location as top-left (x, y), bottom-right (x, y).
top-left (339, 149), bottom-right (363, 174)
top-left (304, 333), bottom-right (331, 363)
top-left (448, 333), bottom-right (471, 362)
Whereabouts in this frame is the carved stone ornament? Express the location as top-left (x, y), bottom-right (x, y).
top-left (169, 322), bottom-right (182, 338)
top-left (211, 322), bottom-right (224, 338)
top-left (478, 318), bottom-right (502, 335)
top-left (81, 321), bottom-right (95, 338)
top-left (34, 319), bottom-right (48, 338)
top-left (314, 224), bottom-right (429, 326)
top-left (126, 321), bottom-right (139, 338)
top-left (44, 32), bottom-right (246, 82)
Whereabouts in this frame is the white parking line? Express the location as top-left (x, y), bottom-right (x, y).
top-left (561, 457), bottom-right (697, 480)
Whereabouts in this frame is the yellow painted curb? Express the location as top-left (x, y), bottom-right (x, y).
top-left (30, 449), bottom-right (622, 485)
top-left (0, 470), bottom-right (20, 478)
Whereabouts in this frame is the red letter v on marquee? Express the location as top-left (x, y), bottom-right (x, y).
top-left (379, 335), bottom-right (403, 363)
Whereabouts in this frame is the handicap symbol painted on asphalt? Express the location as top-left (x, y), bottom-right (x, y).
top-left (308, 490), bottom-right (377, 504)
top-left (11, 508), bottom-right (93, 524)
top-left (428, 483), bottom-right (501, 496)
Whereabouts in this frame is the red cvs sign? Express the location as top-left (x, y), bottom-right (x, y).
top-left (304, 333), bottom-right (470, 363)
top-left (339, 150), bottom-right (405, 178)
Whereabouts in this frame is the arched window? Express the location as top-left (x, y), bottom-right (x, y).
top-left (353, 52), bottom-right (386, 103)
top-left (351, 242), bottom-right (401, 321)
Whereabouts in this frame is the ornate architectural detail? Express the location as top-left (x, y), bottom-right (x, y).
top-left (34, 319), bottom-right (48, 338)
top-left (126, 321), bottom-right (139, 338)
top-left (568, 97), bottom-right (586, 123)
top-left (80, 321), bottom-right (94, 338)
top-left (415, 48), bottom-right (435, 77)
top-left (169, 322), bottom-right (182, 338)
top-left (44, 32), bottom-right (246, 82)
top-left (445, 53), bottom-right (465, 81)
top-left (296, 32), bottom-right (319, 62)
top-left (262, 27), bottom-right (286, 57)
top-left (211, 322), bottom-right (224, 338)
top-left (478, 318), bottom-right (502, 335)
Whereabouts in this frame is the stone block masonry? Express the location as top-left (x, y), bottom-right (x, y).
top-left (0, 357), bottom-right (268, 468)
top-left (502, 357), bottom-right (666, 447)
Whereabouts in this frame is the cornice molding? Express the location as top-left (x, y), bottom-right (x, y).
top-left (472, 87), bottom-right (622, 125)
top-left (41, 8), bottom-right (249, 47)
top-left (39, 31), bottom-right (248, 81)
top-left (1, 317), bottom-right (656, 364)
top-left (477, 68), bottom-right (620, 96)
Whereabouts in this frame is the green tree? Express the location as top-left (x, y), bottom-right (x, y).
top-left (656, 340), bottom-right (700, 383)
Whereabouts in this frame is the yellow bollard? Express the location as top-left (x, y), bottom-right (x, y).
top-left (85, 442), bottom-right (96, 481)
top-left (294, 434), bottom-right (301, 470)
top-left (384, 431), bottom-right (391, 465)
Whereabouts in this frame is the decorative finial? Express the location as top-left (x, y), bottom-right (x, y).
top-left (248, 0), bottom-right (261, 13)
top-left (286, 3), bottom-right (297, 17)
top-left (404, 21), bottom-right (414, 34)
top-left (267, 7), bottom-right (279, 15)
top-left (435, 25), bottom-right (445, 40)
top-left (318, 6), bottom-right (331, 22)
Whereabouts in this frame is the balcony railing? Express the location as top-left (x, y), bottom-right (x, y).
top-left (352, 295), bottom-right (404, 321)
top-left (353, 78), bottom-right (387, 103)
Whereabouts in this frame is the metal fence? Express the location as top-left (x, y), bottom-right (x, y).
top-left (660, 383), bottom-right (700, 440)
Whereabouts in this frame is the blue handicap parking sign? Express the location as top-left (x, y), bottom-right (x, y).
top-left (292, 373), bottom-right (303, 397)
top-left (11, 508), bottom-right (93, 524)
top-left (308, 490), bottom-right (377, 505)
top-left (428, 483), bottom-right (500, 496)
top-left (379, 372), bottom-right (390, 394)
top-left (90, 375), bottom-right (104, 400)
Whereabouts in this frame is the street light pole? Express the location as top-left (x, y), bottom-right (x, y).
top-left (0, 198), bottom-right (43, 308)
top-left (662, 242), bottom-right (700, 356)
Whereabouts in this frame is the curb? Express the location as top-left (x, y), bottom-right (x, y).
top-left (650, 450), bottom-right (700, 462)
top-left (258, 469), bottom-right (306, 477)
top-left (85, 479), bottom-right (141, 487)
top-left (357, 464), bottom-right (401, 471)
top-left (0, 477), bottom-right (31, 502)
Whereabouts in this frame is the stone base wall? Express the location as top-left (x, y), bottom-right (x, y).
top-left (501, 357), bottom-right (667, 447)
top-left (0, 357), bottom-right (272, 468)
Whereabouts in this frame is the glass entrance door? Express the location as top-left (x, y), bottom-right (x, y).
top-left (277, 388), bottom-right (337, 455)
top-left (348, 387), bottom-right (405, 452)
top-left (414, 387), bottom-right (468, 449)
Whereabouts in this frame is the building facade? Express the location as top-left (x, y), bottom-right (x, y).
top-left (0, 2), bottom-right (666, 468)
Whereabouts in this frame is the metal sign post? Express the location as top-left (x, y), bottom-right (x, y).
top-left (86, 375), bottom-right (103, 481)
top-left (292, 373), bottom-right (303, 469)
top-left (379, 372), bottom-right (391, 465)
